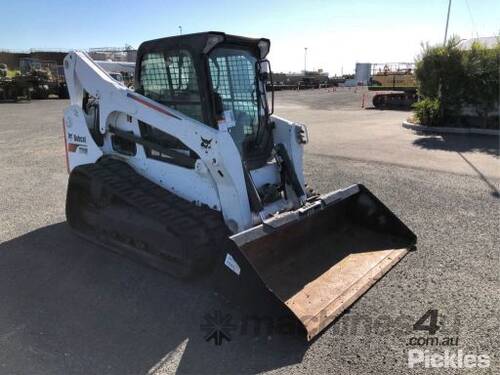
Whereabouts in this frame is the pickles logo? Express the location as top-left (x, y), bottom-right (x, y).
top-left (408, 350), bottom-right (490, 369)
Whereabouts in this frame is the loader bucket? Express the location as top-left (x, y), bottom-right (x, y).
top-left (215, 184), bottom-right (416, 341)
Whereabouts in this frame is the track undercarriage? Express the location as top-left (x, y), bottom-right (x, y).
top-left (66, 158), bottom-right (229, 278)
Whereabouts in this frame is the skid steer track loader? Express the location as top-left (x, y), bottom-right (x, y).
top-left (63, 32), bottom-right (416, 340)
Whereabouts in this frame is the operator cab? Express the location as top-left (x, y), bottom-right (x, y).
top-left (135, 32), bottom-right (274, 168)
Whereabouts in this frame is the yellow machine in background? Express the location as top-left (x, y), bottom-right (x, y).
top-left (368, 63), bottom-right (418, 108)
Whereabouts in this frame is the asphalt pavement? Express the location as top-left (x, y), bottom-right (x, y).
top-left (0, 92), bottom-right (498, 374)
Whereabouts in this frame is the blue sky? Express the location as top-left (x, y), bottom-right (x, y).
top-left (1, 0), bottom-right (498, 75)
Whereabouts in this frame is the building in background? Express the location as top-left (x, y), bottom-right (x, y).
top-left (458, 36), bottom-right (498, 50)
top-left (0, 46), bottom-right (138, 72)
top-left (354, 63), bottom-right (371, 85)
top-left (271, 69), bottom-right (330, 90)
top-left (344, 63), bottom-right (371, 86)
top-left (0, 50), bottom-right (68, 70)
top-left (88, 47), bottom-right (137, 62)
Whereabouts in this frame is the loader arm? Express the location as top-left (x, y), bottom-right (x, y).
top-left (63, 51), bottom-right (254, 231)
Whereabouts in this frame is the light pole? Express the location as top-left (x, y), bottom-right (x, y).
top-left (304, 47), bottom-right (307, 73)
top-left (443, 0), bottom-right (452, 45)
top-left (179, 26), bottom-right (183, 35)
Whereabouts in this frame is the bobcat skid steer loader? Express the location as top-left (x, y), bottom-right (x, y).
top-left (63, 32), bottom-right (416, 340)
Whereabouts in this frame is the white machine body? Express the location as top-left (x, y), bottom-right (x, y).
top-left (63, 51), bottom-right (308, 234)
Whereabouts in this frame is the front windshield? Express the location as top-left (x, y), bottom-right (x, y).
top-left (208, 48), bottom-right (267, 150)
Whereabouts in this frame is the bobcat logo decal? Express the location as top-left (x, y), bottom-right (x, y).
top-left (200, 137), bottom-right (212, 150)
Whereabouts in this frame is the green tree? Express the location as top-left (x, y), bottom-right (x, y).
top-left (462, 41), bottom-right (500, 128)
top-left (415, 36), bottom-right (467, 122)
top-left (415, 36), bottom-right (499, 128)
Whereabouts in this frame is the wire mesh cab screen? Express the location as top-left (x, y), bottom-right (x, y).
top-left (139, 50), bottom-right (203, 122)
top-left (208, 48), bottom-right (264, 151)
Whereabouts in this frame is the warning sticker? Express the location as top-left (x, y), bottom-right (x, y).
top-left (224, 253), bottom-right (241, 275)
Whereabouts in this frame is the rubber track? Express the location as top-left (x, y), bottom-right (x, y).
top-left (70, 157), bottom-right (229, 277)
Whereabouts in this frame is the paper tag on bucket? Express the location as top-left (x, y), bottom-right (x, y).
top-left (224, 253), bottom-right (241, 275)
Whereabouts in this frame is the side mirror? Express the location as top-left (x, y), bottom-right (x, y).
top-left (257, 59), bottom-right (274, 115)
top-left (258, 60), bottom-right (270, 81)
top-left (259, 71), bottom-right (269, 81)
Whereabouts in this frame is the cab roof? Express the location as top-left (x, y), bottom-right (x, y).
top-left (137, 32), bottom-right (270, 59)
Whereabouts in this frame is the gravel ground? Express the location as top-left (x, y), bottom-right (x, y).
top-left (0, 92), bottom-right (498, 374)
